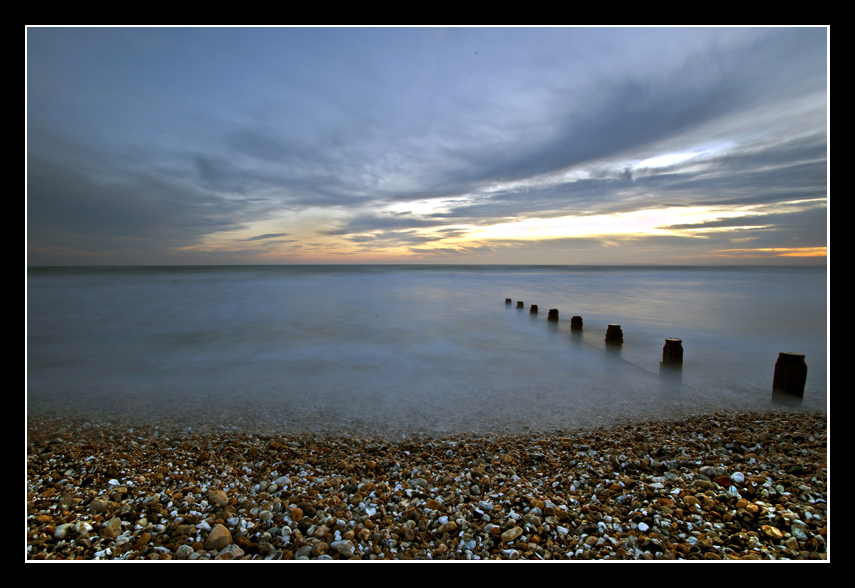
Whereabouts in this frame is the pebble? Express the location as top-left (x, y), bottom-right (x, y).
top-left (216, 544), bottom-right (244, 560)
top-left (175, 544), bottom-right (194, 559)
top-left (205, 524), bottom-right (232, 551)
top-left (26, 410), bottom-right (827, 560)
top-left (332, 540), bottom-right (356, 557)
top-left (501, 527), bottom-right (523, 542)
top-left (103, 517), bottom-right (122, 538)
top-left (208, 490), bottom-right (229, 508)
top-left (437, 520), bottom-right (458, 535)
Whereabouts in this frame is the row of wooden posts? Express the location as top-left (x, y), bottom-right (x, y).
top-left (505, 298), bottom-right (807, 405)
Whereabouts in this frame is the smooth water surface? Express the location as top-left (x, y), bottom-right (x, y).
top-left (26, 265), bottom-right (827, 436)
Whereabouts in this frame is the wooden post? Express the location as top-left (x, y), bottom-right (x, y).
top-left (605, 324), bottom-right (623, 344)
top-left (661, 338), bottom-right (683, 365)
top-left (530, 305), bottom-right (538, 314)
top-left (772, 352), bottom-right (807, 404)
top-left (547, 309), bottom-right (559, 321)
top-left (659, 338), bottom-right (683, 381)
top-left (517, 301), bottom-right (524, 308)
top-left (570, 316), bottom-right (583, 330)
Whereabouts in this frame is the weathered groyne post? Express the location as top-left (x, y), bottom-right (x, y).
top-left (505, 298), bottom-right (512, 304)
top-left (659, 338), bottom-right (683, 381)
top-left (661, 338), bottom-right (683, 366)
top-left (771, 352), bottom-right (807, 405)
top-left (530, 305), bottom-right (538, 314)
top-left (547, 309), bottom-right (559, 321)
top-left (517, 301), bottom-right (524, 309)
top-left (570, 316), bottom-right (583, 330)
top-left (605, 324), bottom-right (623, 345)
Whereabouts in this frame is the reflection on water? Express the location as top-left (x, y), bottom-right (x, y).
top-left (26, 265), bottom-right (827, 435)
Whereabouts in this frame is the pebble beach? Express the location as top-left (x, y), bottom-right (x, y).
top-left (26, 409), bottom-right (827, 561)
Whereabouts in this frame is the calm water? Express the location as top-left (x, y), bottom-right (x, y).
top-left (26, 265), bottom-right (827, 436)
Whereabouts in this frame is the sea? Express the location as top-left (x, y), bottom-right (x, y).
top-left (26, 265), bottom-right (828, 437)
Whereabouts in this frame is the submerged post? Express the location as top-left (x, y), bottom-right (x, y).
top-left (517, 301), bottom-right (524, 308)
top-left (605, 324), bottom-right (623, 344)
top-left (547, 309), bottom-right (559, 321)
top-left (505, 298), bottom-right (512, 304)
top-left (570, 316), bottom-right (583, 330)
top-left (530, 304), bottom-right (538, 314)
top-left (772, 352), bottom-right (807, 405)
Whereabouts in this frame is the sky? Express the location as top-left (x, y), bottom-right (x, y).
top-left (26, 27), bottom-right (828, 266)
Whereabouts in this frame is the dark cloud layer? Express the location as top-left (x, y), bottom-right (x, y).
top-left (26, 27), bottom-right (827, 264)
top-left (240, 233), bottom-right (290, 241)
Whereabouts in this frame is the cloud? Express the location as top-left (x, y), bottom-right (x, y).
top-left (377, 28), bottom-right (826, 199)
top-left (660, 206), bottom-right (827, 244)
top-left (27, 155), bottom-right (168, 240)
top-left (322, 214), bottom-right (453, 237)
top-left (26, 153), bottom-right (256, 261)
top-left (240, 233), bottom-right (290, 241)
top-left (26, 27), bottom-right (827, 265)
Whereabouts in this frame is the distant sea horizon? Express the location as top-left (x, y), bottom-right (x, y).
top-left (27, 262), bottom-right (827, 266)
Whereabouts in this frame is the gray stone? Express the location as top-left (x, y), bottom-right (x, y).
top-left (54, 523), bottom-right (74, 539)
top-left (791, 525), bottom-right (808, 541)
top-left (295, 546), bottom-right (313, 558)
top-left (215, 544), bottom-right (245, 560)
top-left (175, 544), bottom-right (194, 560)
top-left (332, 540), bottom-right (356, 557)
top-left (104, 517), bottom-right (122, 538)
top-left (89, 498), bottom-right (109, 514)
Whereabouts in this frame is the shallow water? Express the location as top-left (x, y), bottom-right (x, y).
top-left (26, 265), bottom-right (827, 436)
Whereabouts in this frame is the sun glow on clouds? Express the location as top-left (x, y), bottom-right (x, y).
top-left (635, 152), bottom-right (699, 170)
top-left (632, 142), bottom-right (732, 172)
top-left (464, 206), bottom-right (764, 242)
top-left (714, 247), bottom-right (827, 258)
top-left (179, 208), bottom-right (348, 255)
top-left (382, 196), bottom-right (473, 217)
